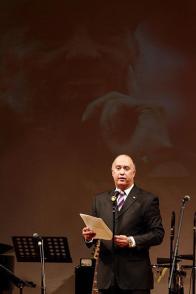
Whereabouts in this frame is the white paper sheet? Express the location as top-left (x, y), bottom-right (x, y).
top-left (80, 213), bottom-right (112, 240)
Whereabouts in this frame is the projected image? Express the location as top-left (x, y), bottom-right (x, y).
top-left (0, 2), bottom-right (195, 294)
top-left (0, 2), bottom-right (195, 181)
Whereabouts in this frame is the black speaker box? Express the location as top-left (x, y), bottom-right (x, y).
top-left (75, 265), bottom-right (95, 294)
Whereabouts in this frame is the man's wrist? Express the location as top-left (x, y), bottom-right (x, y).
top-left (127, 236), bottom-right (136, 248)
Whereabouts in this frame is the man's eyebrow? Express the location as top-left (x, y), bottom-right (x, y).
top-left (115, 165), bottom-right (130, 169)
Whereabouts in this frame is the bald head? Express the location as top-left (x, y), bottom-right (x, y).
top-left (111, 154), bottom-right (136, 190)
top-left (112, 154), bottom-right (135, 170)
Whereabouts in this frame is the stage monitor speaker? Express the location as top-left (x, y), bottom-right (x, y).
top-left (75, 263), bottom-right (95, 294)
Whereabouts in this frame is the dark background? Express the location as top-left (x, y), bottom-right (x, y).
top-left (0, 1), bottom-right (195, 293)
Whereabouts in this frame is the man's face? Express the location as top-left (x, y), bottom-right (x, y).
top-left (112, 155), bottom-right (136, 190)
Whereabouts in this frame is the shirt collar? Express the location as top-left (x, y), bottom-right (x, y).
top-left (115, 184), bottom-right (134, 196)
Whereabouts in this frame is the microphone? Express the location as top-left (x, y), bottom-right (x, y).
top-left (182, 195), bottom-right (191, 204)
top-left (33, 233), bottom-right (43, 241)
top-left (111, 190), bottom-right (120, 203)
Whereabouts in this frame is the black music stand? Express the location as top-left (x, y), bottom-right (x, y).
top-left (12, 236), bottom-right (72, 294)
top-left (12, 236), bottom-right (72, 263)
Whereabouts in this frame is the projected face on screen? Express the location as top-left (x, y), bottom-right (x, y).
top-left (0, 1), bottom-right (195, 179)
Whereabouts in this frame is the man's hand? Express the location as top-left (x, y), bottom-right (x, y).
top-left (82, 226), bottom-right (96, 241)
top-left (114, 235), bottom-right (129, 247)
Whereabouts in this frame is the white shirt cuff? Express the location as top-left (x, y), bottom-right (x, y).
top-left (128, 236), bottom-right (136, 247)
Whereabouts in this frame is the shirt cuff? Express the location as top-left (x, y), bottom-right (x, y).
top-left (128, 236), bottom-right (136, 247)
top-left (85, 239), bottom-right (93, 243)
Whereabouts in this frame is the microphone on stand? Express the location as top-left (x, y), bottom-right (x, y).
top-left (33, 233), bottom-right (43, 245)
top-left (111, 191), bottom-right (120, 253)
top-left (33, 233), bottom-right (43, 240)
top-left (182, 195), bottom-right (191, 204)
top-left (33, 233), bottom-right (46, 294)
top-left (169, 195), bottom-right (191, 293)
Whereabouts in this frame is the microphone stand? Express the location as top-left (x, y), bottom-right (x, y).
top-left (111, 196), bottom-right (117, 252)
top-left (112, 200), bottom-right (116, 252)
top-left (169, 211), bottom-right (175, 280)
top-left (111, 191), bottom-right (119, 252)
top-left (168, 198), bottom-right (190, 294)
top-left (193, 212), bottom-right (196, 294)
top-left (111, 191), bottom-right (119, 293)
top-left (37, 239), bottom-right (46, 294)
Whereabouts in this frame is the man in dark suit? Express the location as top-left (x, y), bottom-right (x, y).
top-left (82, 154), bottom-right (164, 294)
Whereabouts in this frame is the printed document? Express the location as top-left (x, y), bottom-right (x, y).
top-left (80, 213), bottom-right (112, 240)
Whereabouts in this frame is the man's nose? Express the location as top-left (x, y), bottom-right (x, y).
top-left (119, 168), bottom-right (125, 174)
top-left (65, 26), bottom-right (101, 59)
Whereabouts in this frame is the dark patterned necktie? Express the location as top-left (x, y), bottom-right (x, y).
top-left (117, 191), bottom-right (126, 211)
